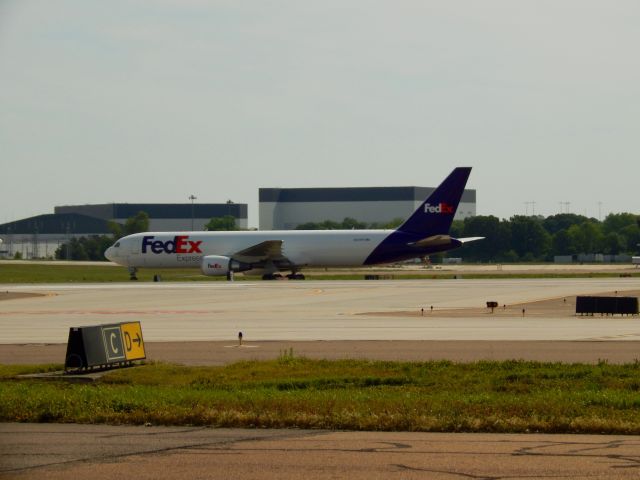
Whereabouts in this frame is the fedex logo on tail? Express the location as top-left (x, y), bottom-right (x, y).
top-left (142, 235), bottom-right (203, 254)
top-left (424, 202), bottom-right (455, 214)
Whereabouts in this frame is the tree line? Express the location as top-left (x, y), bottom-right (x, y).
top-left (452, 213), bottom-right (639, 262)
top-left (295, 213), bottom-right (640, 262)
top-left (55, 211), bottom-right (152, 261)
top-left (295, 217), bottom-right (405, 230)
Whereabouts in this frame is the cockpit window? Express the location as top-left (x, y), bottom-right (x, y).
top-left (114, 242), bottom-right (120, 248)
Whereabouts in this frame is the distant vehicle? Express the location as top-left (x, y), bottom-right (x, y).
top-left (105, 167), bottom-right (483, 280)
top-left (633, 256), bottom-right (640, 266)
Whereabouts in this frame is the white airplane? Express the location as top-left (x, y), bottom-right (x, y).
top-left (105, 167), bottom-right (483, 280)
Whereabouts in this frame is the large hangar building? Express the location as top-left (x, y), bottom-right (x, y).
top-left (259, 186), bottom-right (476, 230)
top-left (0, 213), bottom-right (115, 259)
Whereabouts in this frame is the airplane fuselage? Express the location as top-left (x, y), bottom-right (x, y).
top-left (106, 229), bottom-right (453, 270)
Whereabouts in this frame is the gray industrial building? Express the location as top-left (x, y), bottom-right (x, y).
top-left (0, 202), bottom-right (248, 259)
top-left (55, 203), bottom-right (248, 231)
top-left (259, 186), bottom-right (476, 230)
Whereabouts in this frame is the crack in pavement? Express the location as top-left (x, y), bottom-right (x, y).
top-left (0, 429), bottom-right (328, 474)
top-left (512, 439), bottom-right (640, 469)
top-left (391, 464), bottom-right (590, 479)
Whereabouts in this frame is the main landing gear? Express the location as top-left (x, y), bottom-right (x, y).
top-left (128, 267), bottom-right (138, 281)
top-left (261, 273), bottom-right (283, 280)
top-left (261, 272), bottom-right (306, 280)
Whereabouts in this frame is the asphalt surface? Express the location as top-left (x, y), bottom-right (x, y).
top-left (2, 424), bottom-right (640, 479)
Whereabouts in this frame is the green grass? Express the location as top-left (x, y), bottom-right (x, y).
top-left (0, 264), bottom-right (228, 283)
top-left (2, 359), bottom-right (640, 433)
top-left (1, 263), bottom-right (638, 283)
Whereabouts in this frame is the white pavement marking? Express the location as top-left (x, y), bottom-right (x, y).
top-left (1, 279), bottom-right (639, 343)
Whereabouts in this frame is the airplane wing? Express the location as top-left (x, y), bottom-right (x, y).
top-left (231, 240), bottom-right (286, 263)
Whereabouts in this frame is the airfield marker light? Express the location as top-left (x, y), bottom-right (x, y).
top-left (421, 308), bottom-right (424, 317)
top-left (522, 309), bottom-right (526, 317)
top-left (238, 331), bottom-right (243, 346)
top-left (486, 301), bottom-right (498, 313)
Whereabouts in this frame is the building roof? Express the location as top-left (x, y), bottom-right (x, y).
top-left (259, 186), bottom-right (476, 203)
top-left (54, 203), bottom-right (248, 219)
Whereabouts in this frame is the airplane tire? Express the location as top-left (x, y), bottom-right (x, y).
top-left (262, 273), bottom-right (283, 280)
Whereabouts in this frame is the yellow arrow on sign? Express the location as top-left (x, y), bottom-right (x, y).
top-left (120, 322), bottom-right (146, 361)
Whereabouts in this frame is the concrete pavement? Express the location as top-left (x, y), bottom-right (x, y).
top-left (2, 424), bottom-right (640, 479)
top-left (1, 278), bottom-right (640, 343)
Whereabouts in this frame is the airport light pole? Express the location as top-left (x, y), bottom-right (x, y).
top-left (189, 195), bottom-right (197, 231)
top-left (524, 201), bottom-right (536, 216)
top-left (598, 201), bottom-right (603, 221)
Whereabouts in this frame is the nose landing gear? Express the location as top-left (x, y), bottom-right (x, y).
top-left (128, 267), bottom-right (138, 281)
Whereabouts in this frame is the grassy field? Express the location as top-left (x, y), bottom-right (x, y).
top-left (0, 263), bottom-right (226, 283)
top-left (1, 262), bottom-right (638, 283)
top-left (2, 357), bottom-right (640, 433)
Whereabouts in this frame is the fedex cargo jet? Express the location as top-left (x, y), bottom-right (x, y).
top-left (105, 167), bottom-right (482, 280)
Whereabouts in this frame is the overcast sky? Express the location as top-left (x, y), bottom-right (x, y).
top-left (1, 0), bottom-right (639, 226)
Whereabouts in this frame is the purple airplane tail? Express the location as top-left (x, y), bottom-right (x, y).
top-left (396, 167), bottom-right (472, 236)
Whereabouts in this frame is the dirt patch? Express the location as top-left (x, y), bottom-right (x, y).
top-left (0, 291), bottom-right (45, 302)
top-left (2, 340), bottom-right (640, 365)
top-left (362, 289), bottom-right (640, 318)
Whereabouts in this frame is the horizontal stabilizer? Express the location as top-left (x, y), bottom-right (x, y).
top-left (408, 235), bottom-right (454, 248)
top-left (457, 237), bottom-right (484, 244)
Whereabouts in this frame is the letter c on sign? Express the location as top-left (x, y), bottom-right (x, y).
top-left (110, 332), bottom-right (119, 353)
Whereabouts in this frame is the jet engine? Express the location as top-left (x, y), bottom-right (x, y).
top-left (200, 255), bottom-right (251, 276)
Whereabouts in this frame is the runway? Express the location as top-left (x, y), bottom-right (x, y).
top-left (1, 278), bottom-right (640, 344)
top-left (2, 424), bottom-right (640, 480)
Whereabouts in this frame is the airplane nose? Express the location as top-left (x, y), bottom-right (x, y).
top-left (105, 247), bottom-right (114, 262)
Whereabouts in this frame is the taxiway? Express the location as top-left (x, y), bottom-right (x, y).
top-left (1, 278), bottom-right (639, 344)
